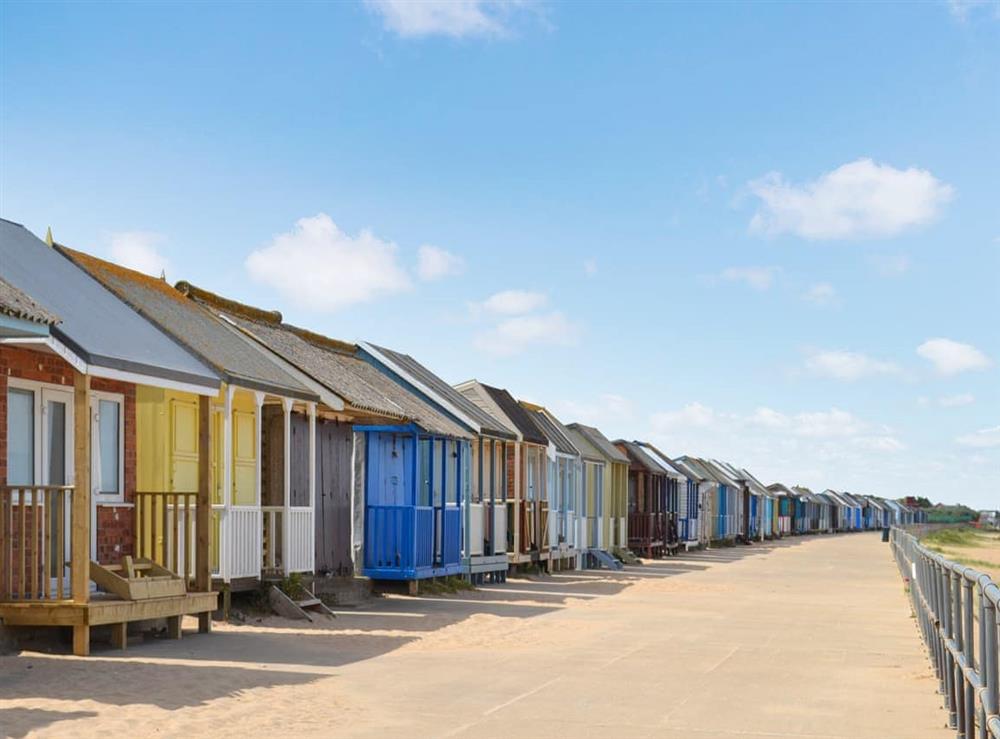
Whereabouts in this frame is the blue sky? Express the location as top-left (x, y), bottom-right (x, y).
top-left (2, 1), bottom-right (998, 507)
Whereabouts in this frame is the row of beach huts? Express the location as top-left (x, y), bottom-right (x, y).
top-left (0, 218), bottom-right (926, 654)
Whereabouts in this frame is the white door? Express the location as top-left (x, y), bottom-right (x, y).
top-left (40, 387), bottom-right (73, 595)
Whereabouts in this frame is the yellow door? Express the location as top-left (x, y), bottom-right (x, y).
top-left (232, 409), bottom-right (256, 506)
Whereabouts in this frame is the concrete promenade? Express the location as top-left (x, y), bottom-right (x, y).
top-left (0, 534), bottom-right (949, 738)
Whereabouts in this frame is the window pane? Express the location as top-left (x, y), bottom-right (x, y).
top-left (46, 400), bottom-right (66, 485)
top-left (7, 389), bottom-right (34, 485)
top-left (99, 400), bottom-right (120, 494)
top-left (445, 441), bottom-right (457, 505)
top-left (418, 439), bottom-right (431, 507)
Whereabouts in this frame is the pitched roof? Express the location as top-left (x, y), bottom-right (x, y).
top-left (669, 456), bottom-right (706, 482)
top-left (637, 442), bottom-right (691, 479)
top-left (480, 385), bottom-right (548, 445)
top-left (0, 220), bottom-right (218, 389)
top-left (178, 285), bottom-right (469, 438)
top-left (767, 483), bottom-right (796, 497)
top-left (614, 440), bottom-right (668, 474)
top-left (566, 423), bottom-right (629, 464)
top-left (362, 343), bottom-right (515, 440)
top-left (0, 276), bottom-right (59, 326)
top-left (564, 426), bottom-right (606, 464)
top-left (59, 246), bottom-right (314, 399)
top-left (520, 403), bottom-right (580, 456)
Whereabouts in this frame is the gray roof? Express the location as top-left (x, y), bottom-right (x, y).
top-left (179, 287), bottom-right (469, 438)
top-left (637, 442), bottom-right (691, 479)
top-left (60, 246), bottom-right (313, 399)
top-left (0, 276), bottom-right (59, 326)
top-left (767, 483), bottom-right (796, 497)
top-left (564, 426), bottom-right (606, 464)
top-left (670, 456), bottom-right (706, 482)
top-left (691, 458), bottom-right (743, 489)
top-left (0, 220), bottom-right (218, 389)
top-left (522, 404), bottom-right (580, 456)
top-left (362, 343), bottom-right (515, 440)
top-left (566, 423), bottom-right (629, 464)
top-left (615, 440), bottom-right (668, 475)
top-left (480, 384), bottom-right (548, 445)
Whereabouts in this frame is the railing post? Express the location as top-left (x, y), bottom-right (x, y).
top-left (962, 573), bottom-right (974, 739)
top-left (281, 397), bottom-right (293, 574)
top-left (71, 372), bottom-right (91, 655)
top-left (196, 394), bottom-right (212, 633)
top-left (983, 581), bottom-right (999, 738)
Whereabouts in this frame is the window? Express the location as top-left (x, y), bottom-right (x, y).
top-left (494, 442), bottom-right (503, 502)
top-left (92, 393), bottom-right (124, 501)
top-left (418, 439), bottom-right (432, 507)
top-left (7, 388), bottom-right (35, 485)
top-left (444, 440), bottom-right (457, 505)
top-left (470, 440), bottom-right (480, 504)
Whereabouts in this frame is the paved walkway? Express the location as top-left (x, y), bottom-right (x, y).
top-left (0, 534), bottom-right (950, 738)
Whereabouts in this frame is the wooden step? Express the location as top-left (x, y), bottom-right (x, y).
top-left (295, 598), bottom-right (322, 608)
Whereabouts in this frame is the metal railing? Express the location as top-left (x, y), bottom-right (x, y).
top-left (890, 526), bottom-right (1000, 738)
top-left (0, 485), bottom-right (74, 602)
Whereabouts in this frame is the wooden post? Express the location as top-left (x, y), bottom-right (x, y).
top-left (196, 394), bottom-right (211, 633)
top-left (72, 371), bottom-right (91, 656)
top-left (308, 402), bottom-right (316, 574)
top-left (281, 397), bottom-right (293, 573)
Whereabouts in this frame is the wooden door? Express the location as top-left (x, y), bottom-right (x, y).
top-left (314, 420), bottom-right (353, 576)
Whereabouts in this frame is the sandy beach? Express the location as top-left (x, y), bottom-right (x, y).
top-left (1, 534), bottom-right (950, 739)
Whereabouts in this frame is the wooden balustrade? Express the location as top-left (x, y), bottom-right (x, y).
top-left (0, 485), bottom-right (74, 602)
top-left (134, 491), bottom-right (199, 585)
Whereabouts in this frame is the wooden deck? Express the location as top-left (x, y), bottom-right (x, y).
top-left (0, 591), bottom-right (217, 654)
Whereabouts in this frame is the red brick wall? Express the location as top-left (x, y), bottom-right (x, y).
top-left (0, 346), bottom-right (136, 565)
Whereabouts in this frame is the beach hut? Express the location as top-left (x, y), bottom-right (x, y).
top-left (61, 247), bottom-right (325, 588)
top-left (792, 486), bottom-right (826, 533)
top-left (522, 403), bottom-right (583, 570)
top-left (1, 219), bottom-right (221, 655)
top-left (356, 345), bottom-right (515, 583)
top-left (694, 458), bottom-right (745, 543)
top-left (766, 483), bottom-right (795, 536)
top-left (566, 423), bottom-right (630, 555)
top-left (172, 287), bottom-right (475, 584)
top-left (455, 380), bottom-right (551, 570)
top-left (614, 441), bottom-right (668, 558)
top-left (636, 443), bottom-right (692, 553)
top-left (669, 456), bottom-right (712, 548)
top-left (564, 426), bottom-right (611, 561)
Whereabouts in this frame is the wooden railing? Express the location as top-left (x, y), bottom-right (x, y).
top-left (134, 491), bottom-right (199, 585)
top-left (0, 485), bottom-right (74, 602)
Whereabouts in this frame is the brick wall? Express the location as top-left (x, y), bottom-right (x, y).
top-left (0, 346), bottom-right (136, 566)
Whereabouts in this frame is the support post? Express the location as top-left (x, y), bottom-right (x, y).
top-left (308, 402), bottom-right (316, 574)
top-left (196, 394), bottom-right (212, 633)
top-left (281, 397), bottom-right (293, 573)
top-left (513, 442), bottom-right (521, 556)
top-left (72, 371), bottom-right (91, 656)
top-left (254, 392), bottom-right (265, 577)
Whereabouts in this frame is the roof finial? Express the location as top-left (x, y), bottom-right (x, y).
top-left (45, 227), bottom-right (54, 246)
top-left (160, 269), bottom-right (167, 281)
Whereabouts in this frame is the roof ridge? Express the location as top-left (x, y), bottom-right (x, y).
top-left (176, 281), bottom-right (283, 325)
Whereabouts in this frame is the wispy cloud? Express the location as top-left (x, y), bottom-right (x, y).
top-left (803, 349), bottom-right (900, 381)
top-left (939, 393), bottom-right (975, 407)
top-left (416, 244), bottom-right (464, 281)
top-left (802, 282), bottom-right (838, 307)
top-left (748, 158), bottom-right (954, 240)
top-left (476, 289), bottom-right (548, 315)
top-left (867, 253), bottom-right (911, 276)
top-left (245, 213), bottom-right (411, 311)
top-left (948, 0), bottom-right (1000, 21)
top-left (365, 0), bottom-right (536, 39)
top-left (956, 426), bottom-right (1000, 448)
top-left (917, 338), bottom-right (993, 375)
top-left (109, 231), bottom-right (170, 278)
top-left (718, 266), bottom-right (778, 291)
top-left (473, 310), bottom-right (580, 357)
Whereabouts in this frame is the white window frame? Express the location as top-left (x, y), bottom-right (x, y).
top-left (6, 377), bottom-right (75, 502)
top-left (90, 390), bottom-right (125, 504)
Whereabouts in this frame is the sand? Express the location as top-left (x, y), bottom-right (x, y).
top-left (0, 534), bottom-right (951, 739)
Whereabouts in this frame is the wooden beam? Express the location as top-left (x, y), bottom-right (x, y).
top-left (196, 395), bottom-right (212, 634)
top-left (72, 372), bottom-right (90, 606)
top-left (73, 624), bottom-right (90, 656)
top-left (110, 621), bottom-right (127, 651)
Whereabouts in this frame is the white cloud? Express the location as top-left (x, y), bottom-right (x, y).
top-left (868, 253), bottom-right (911, 276)
top-left (416, 245), bottom-right (464, 281)
top-left (854, 436), bottom-right (906, 452)
top-left (473, 310), bottom-right (579, 357)
top-left (109, 231), bottom-right (170, 278)
top-left (804, 349), bottom-right (900, 381)
top-left (245, 213), bottom-right (411, 311)
top-left (956, 426), bottom-right (1000, 448)
top-left (479, 289), bottom-right (548, 315)
top-left (748, 158), bottom-right (954, 240)
top-left (948, 0), bottom-right (1000, 21)
top-left (803, 282), bottom-right (837, 307)
top-left (557, 393), bottom-right (633, 427)
top-left (365, 0), bottom-right (531, 38)
top-left (748, 407), bottom-right (791, 429)
top-left (719, 266), bottom-right (778, 291)
top-left (917, 338), bottom-right (992, 375)
top-left (939, 393), bottom-right (975, 407)
top-left (792, 408), bottom-right (866, 437)
top-left (651, 402), bottom-right (720, 433)
top-left (583, 258), bottom-right (598, 277)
